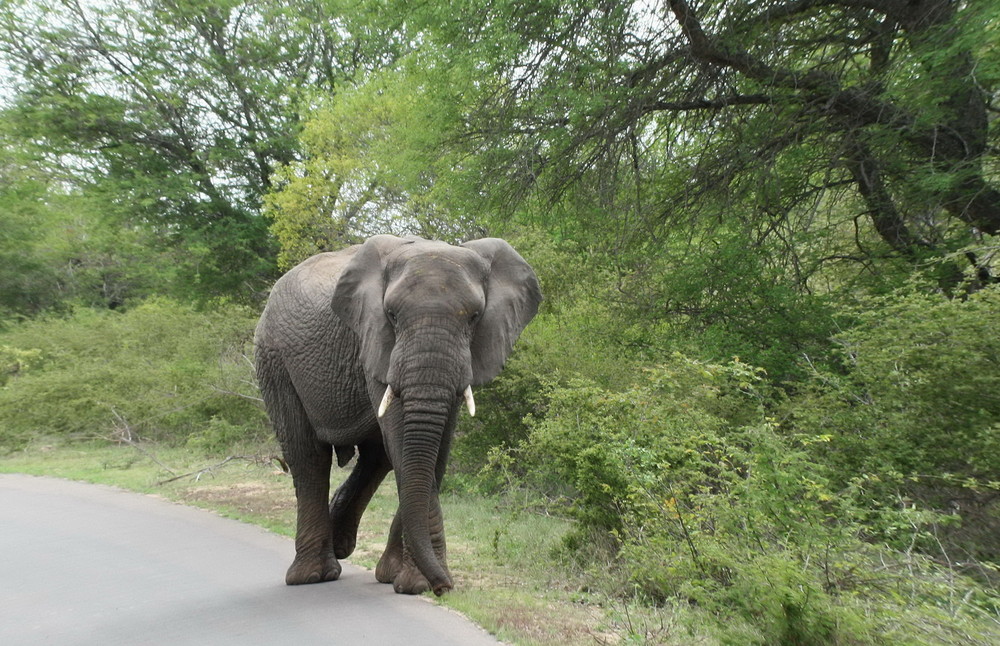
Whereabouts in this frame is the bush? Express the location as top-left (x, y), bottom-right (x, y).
top-left (616, 230), bottom-right (840, 382)
top-left (508, 354), bottom-right (999, 644)
top-left (788, 284), bottom-right (1000, 564)
top-left (517, 357), bottom-right (768, 532)
top-left (0, 298), bottom-right (268, 451)
top-left (0, 345), bottom-right (41, 387)
top-left (826, 285), bottom-right (999, 480)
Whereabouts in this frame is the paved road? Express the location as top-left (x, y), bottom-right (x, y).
top-left (0, 474), bottom-right (500, 645)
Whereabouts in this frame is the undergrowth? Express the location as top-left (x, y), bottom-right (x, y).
top-left (483, 350), bottom-right (1000, 645)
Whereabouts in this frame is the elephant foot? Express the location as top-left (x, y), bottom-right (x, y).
top-left (394, 564), bottom-right (453, 596)
top-left (332, 531), bottom-right (356, 560)
top-left (375, 548), bottom-right (403, 584)
top-left (285, 553), bottom-right (341, 585)
top-left (376, 549), bottom-right (452, 596)
top-left (393, 564), bottom-right (433, 595)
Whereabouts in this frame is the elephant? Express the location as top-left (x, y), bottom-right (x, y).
top-left (254, 234), bottom-right (541, 595)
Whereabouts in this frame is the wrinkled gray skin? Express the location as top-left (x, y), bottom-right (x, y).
top-left (254, 235), bottom-right (541, 595)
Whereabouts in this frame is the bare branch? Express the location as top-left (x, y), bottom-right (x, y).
top-left (155, 455), bottom-right (285, 486)
top-left (110, 408), bottom-right (178, 476)
top-left (645, 94), bottom-right (774, 112)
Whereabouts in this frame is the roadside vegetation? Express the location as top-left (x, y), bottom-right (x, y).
top-left (2, 1), bottom-right (999, 644)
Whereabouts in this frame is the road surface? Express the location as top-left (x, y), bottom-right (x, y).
top-left (0, 474), bottom-right (500, 645)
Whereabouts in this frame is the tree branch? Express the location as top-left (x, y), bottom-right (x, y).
top-left (841, 135), bottom-right (927, 257)
top-left (155, 455), bottom-right (286, 486)
top-left (646, 94), bottom-right (773, 112)
top-left (666, 0), bottom-right (1000, 235)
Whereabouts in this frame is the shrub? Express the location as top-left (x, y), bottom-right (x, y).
top-left (0, 298), bottom-right (268, 451)
top-left (0, 345), bottom-right (41, 387)
top-left (788, 284), bottom-right (1000, 563)
top-left (617, 230), bottom-right (840, 382)
top-left (511, 354), bottom-right (999, 644)
top-left (827, 285), bottom-right (999, 481)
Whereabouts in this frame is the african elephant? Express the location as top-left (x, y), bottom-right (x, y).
top-left (254, 235), bottom-right (541, 595)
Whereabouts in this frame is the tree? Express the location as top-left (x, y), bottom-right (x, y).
top-left (0, 0), bottom-right (404, 298)
top-left (403, 0), bottom-right (998, 292)
top-left (264, 55), bottom-right (487, 267)
top-left (0, 128), bottom-right (180, 317)
top-left (663, 0), bottom-right (999, 281)
top-left (0, 140), bottom-right (63, 316)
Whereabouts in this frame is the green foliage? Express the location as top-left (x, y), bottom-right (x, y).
top-left (392, 0), bottom-right (1000, 296)
top-left (0, 127), bottom-right (226, 317)
top-left (265, 72), bottom-right (422, 266)
top-left (186, 415), bottom-right (257, 454)
top-left (800, 285), bottom-right (1000, 482)
top-left (0, 0), bottom-right (410, 300)
top-left (0, 345), bottom-right (40, 387)
top-left (0, 299), bottom-right (267, 451)
top-left (507, 355), bottom-right (999, 644)
top-left (620, 228), bottom-right (840, 380)
top-left (518, 357), bottom-right (770, 535)
top-left (3, 1), bottom-right (1000, 640)
top-left (264, 49), bottom-right (485, 267)
top-left (787, 284), bottom-right (1000, 565)
top-left (0, 189), bottom-right (176, 316)
top-left (0, 145), bottom-right (58, 316)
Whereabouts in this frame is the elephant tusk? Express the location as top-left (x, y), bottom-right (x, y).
top-left (377, 385), bottom-right (395, 418)
top-left (463, 385), bottom-right (476, 417)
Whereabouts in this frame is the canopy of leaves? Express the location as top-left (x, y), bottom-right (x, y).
top-left (398, 0), bottom-right (1000, 290)
top-left (0, 0), bottom-right (405, 298)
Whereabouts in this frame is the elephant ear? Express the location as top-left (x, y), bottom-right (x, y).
top-left (461, 238), bottom-right (542, 385)
top-left (331, 235), bottom-right (415, 382)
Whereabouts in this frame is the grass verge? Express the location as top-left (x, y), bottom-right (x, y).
top-left (0, 442), bottom-right (694, 645)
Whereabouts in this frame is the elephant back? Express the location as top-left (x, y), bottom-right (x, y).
top-left (255, 247), bottom-right (361, 349)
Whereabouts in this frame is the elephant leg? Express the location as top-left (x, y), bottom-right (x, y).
top-left (375, 488), bottom-right (451, 594)
top-left (284, 438), bottom-right (341, 585)
top-left (375, 510), bottom-right (405, 585)
top-left (260, 360), bottom-right (340, 586)
top-left (329, 439), bottom-right (391, 559)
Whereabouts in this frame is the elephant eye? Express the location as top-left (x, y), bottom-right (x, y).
top-left (470, 310), bottom-right (482, 324)
top-left (385, 309), bottom-right (398, 325)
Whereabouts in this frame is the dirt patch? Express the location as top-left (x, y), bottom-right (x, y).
top-left (496, 600), bottom-right (609, 644)
top-left (179, 479), bottom-right (295, 524)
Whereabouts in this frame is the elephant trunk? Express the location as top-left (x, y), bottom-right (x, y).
top-left (397, 388), bottom-right (455, 595)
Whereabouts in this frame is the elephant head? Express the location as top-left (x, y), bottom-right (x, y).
top-left (330, 234), bottom-right (541, 593)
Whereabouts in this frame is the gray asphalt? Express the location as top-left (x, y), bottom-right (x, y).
top-left (0, 474), bottom-right (500, 645)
